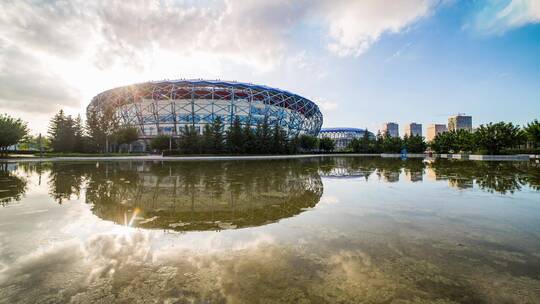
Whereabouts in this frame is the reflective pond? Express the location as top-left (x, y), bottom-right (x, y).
top-left (1, 157), bottom-right (540, 303)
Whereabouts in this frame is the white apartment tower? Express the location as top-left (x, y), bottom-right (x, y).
top-left (426, 124), bottom-right (448, 141)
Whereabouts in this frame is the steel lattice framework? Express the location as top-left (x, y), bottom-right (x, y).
top-left (88, 79), bottom-right (323, 140)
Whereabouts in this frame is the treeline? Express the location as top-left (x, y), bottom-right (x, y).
top-left (47, 109), bottom-right (139, 153)
top-left (0, 114), bottom-right (29, 155)
top-left (347, 131), bottom-right (427, 153)
top-left (4, 108), bottom-right (540, 156)
top-left (430, 121), bottom-right (540, 154)
top-left (151, 116), bottom-right (335, 155)
top-left (346, 119), bottom-right (540, 155)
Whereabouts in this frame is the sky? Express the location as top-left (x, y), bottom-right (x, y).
top-left (0, 0), bottom-right (539, 135)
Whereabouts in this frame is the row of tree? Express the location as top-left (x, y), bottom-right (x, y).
top-left (150, 116), bottom-right (335, 154)
top-left (346, 120), bottom-right (540, 155)
top-left (347, 131), bottom-right (427, 153)
top-left (2, 109), bottom-right (540, 156)
top-left (46, 110), bottom-right (139, 153)
top-left (430, 121), bottom-right (540, 154)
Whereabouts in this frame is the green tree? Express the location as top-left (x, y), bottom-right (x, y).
top-left (255, 118), bottom-right (272, 153)
top-left (381, 131), bottom-right (402, 153)
top-left (18, 135), bottom-right (50, 151)
top-left (319, 137), bottom-right (335, 153)
top-left (211, 116), bottom-right (224, 153)
top-left (178, 125), bottom-right (199, 153)
top-left (372, 131), bottom-right (383, 153)
top-left (524, 119), bottom-right (540, 148)
top-left (226, 116), bottom-right (244, 154)
top-left (242, 123), bottom-right (256, 154)
top-left (348, 130), bottom-right (374, 153)
top-left (298, 135), bottom-right (319, 152)
top-left (73, 115), bottom-right (87, 153)
top-left (430, 131), bottom-right (456, 153)
top-left (201, 124), bottom-right (214, 154)
top-left (360, 129), bottom-right (373, 153)
top-left (347, 138), bottom-right (360, 152)
top-left (0, 114), bottom-right (29, 155)
top-left (287, 136), bottom-right (300, 154)
top-left (114, 126), bottom-right (139, 153)
top-left (48, 110), bottom-right (77, 152)
top-left (271, 123), bottom-right (288, 154)
top-left (86, 105), bottom-right (118, 153)
top-left (475, 122), bottom-right (525, 155)
top-left (454, 129), bottom-right (475, 153)
top-left (403, 135), bottom-right (427, 153)
top-left (151, 134), bottom-right (174, 152)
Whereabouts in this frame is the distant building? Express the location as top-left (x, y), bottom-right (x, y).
top-left (381, 122), bottom-right (399, 137)
top-left (426, 124), bottom-right (447, 142)
top-left (318, 128), bottom-right (374, 151)
top-left (404, 123), bottom-right (422, 137)
top-left (448, 114), bottom-right (472, 132)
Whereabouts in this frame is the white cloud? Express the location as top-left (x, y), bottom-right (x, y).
top-left (471, 0), bottom-right (540, 34)
top-left (313, 0), bottom-right (438, 57)
top-left (0, 42), bottom-right (81, 116)
top-left (0, 0), bottom-right (301, 132)
top-left (0, 0), bottom-right (445, 132)
top-left (288, 50), bottom-right (328, 79)
top-left (500, 0), bottom-right (540, 26)
top-left (315, 98), bottom-right (338, 111)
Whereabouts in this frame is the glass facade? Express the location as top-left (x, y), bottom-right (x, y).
top-left (88, 80), bottom-right (323, 147)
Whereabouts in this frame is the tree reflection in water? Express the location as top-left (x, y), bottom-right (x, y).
top-left (6, 157), bottom-right (540, 213)
top-left (317, 157), bottom-right (540, 195)
top-left (0, 163), bottom-right (27, 206)
top-left (428, 159), bottom-right (540, 194)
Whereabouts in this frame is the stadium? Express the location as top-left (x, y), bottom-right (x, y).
top-left (88, 79), bottom-right (323, 151)
top-left (318, 128), bottom-right (374, 151)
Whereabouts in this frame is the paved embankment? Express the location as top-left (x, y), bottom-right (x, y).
top-left (1, 153), bottom-right (538, 162)
top-left (0, 154), bottom-right (375, 163)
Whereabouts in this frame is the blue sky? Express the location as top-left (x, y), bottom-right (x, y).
top-left (325, 1), bottom-right (540, 132)
top-left (252, 0), bottom-right (540, 133)
top-left (0, 0), bottom-right (539, 134)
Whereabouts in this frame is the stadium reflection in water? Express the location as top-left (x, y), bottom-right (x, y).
top-left (1, 158), bottom-right (540, 303)
top-left (85, 161), bottom-right (323, 231)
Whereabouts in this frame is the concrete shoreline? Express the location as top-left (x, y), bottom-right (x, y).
top-left (1, 153), bottom-right (537, 163)
top-left (1, 154), bottom-right (371, 163)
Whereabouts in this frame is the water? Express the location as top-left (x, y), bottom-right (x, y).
top-left (1, 157), bottom-right (540, 303)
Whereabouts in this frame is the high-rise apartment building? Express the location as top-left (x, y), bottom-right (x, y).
top-left (448, 114), bottom-right (472, 131)
top-left (426, 124), bottom-right (447, 141)
top-left (381, 122), bottom-right (399, 137)
top-left (404, 122), bottom-right (422, 137)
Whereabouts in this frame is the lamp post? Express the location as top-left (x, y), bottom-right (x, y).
top-left (38, 133), bottom-right (43, 158)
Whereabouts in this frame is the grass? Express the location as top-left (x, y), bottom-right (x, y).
top-left (36, 152), bottom-right (147, 157)
top-left (1, 152), bottom-right (148, 158)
